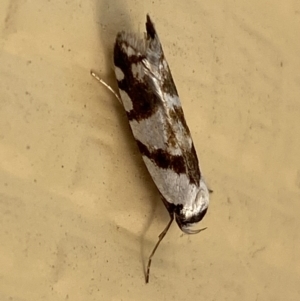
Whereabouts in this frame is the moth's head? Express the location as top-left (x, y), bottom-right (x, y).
top-left (175, 179), bottom-right (210, 234)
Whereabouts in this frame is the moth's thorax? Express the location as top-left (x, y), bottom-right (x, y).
top-left (176, 178), bottom-right (209, 234)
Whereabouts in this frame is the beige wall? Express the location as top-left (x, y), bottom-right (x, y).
top-left (1, 1), bottom-right (299, 300)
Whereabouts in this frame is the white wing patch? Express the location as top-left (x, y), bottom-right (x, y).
top-left (142, 156), bottom-right (198, 207)
top-left (119, 90), bottom-right (133, 112)
top-left (115, 66), bottom-right (124, 81)
top-left (130, 108), bottom-right (182, 156)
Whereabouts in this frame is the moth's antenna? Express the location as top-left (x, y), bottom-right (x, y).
top-left (90, 70), bottom-right (122, 104)
top-left (146, 215), bottom-right (174, 283)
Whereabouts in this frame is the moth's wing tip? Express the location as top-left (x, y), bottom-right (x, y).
top-left (146, 14), bottom-right (156, 39)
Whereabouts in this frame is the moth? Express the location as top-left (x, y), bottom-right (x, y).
top-left (92, 14), bottom-right (210, 283)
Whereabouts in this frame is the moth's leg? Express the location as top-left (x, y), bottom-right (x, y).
top-left (90, 70), bottom-right (122, 105)
top-left (145, 214), bottom-right (174, 283)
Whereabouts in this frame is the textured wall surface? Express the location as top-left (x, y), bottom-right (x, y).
top-left (1, 1), bottom-right (299, 300)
